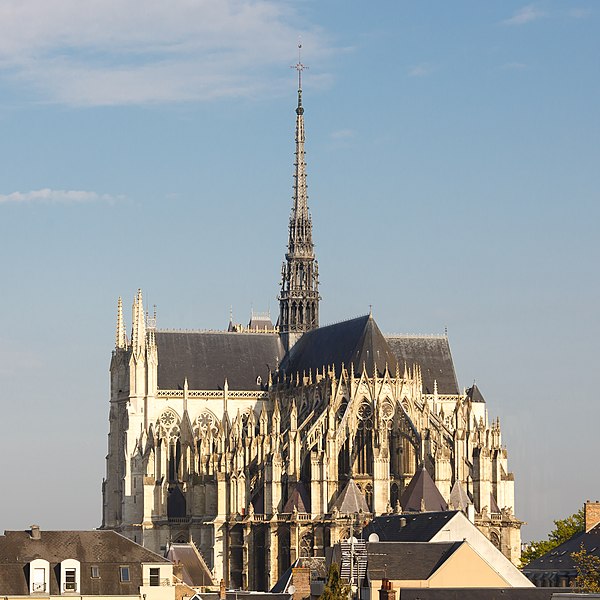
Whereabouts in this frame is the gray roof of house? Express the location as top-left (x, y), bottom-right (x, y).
top-left (385, 335), bottom-right (459, 395)
top-left (400, 467), bottom-right (449, 513)
top-left (0, 529), bottom-right (168, 595)
top-left (363, 511), bottom-right (460, 542)
top-left (155, 331), bottom-right (284, 391)
top-left (365, 541), bottom-right (462, 581)
top-left (398, 589), bottom-right (560, 600)
top-left (165, 543), bottom-right (213, 587)
top-left (522, 524), bottom-right (600, 574)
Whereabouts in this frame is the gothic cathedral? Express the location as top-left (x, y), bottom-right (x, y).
top-left (102, 66), bottom-right (523, 590)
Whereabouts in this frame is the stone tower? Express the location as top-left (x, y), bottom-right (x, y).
top-left (278, 51), bottom-right (319, 351)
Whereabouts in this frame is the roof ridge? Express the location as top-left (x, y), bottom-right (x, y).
top-left (385, 333), bottom-right (448, 339)
top-left (157, 328), bottom-right (277, 335)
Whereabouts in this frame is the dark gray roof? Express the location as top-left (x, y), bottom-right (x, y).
top-left (385, 335), bottom-right (459, 395)
top-left (466, 383), bottom-right (486, 403)
top-left (450, 480), bottom-right (471, 512)
top-left (166, 543), bottom-right (213, 587)
top-left (199, 594), bottom-right (291, 600)
top-left (156, 331), bottom-right (284, 391)
top-left (522, 525), bottom-right (600, 573)
top-left (363, 511), bottom-right (459, 542)
top-left (283, 481), bottom-right (310, 513)
top-left (400, 467), bottom-right (449, 513)
top-left (0, 529), bottom-right (168, 596)
top-left (365, 541), bottom-right (462, 580)
top-left (281, 315), bottom-right (399, 378)
top-left (398, 589), bottom-right (560, 600)
top-left (331, 479), bottom-right (370, 514)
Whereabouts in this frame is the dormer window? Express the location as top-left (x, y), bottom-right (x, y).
top-left (29, 559), bottom-right (50, 594)
top-left (60, 559), bottom-right (80, 594)
top-left (64, 569), bottom-right (76, 592)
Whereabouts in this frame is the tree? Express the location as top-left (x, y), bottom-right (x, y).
top-left (320, 563), bottom-right (350, 600)
top-left (571, 543), bottom-right (600, 592)
top-left (520, 508), bottom-right (584, 567)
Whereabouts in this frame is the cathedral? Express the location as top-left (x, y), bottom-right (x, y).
top-left (102, 60), bottom-right (523, 590)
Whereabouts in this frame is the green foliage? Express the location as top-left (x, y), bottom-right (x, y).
top-left (571, 543), bottom-right (600, 592)
top-left (320, 563), bottom-right (350, 600)
top-left (520, 508), bottom-right (584, 567)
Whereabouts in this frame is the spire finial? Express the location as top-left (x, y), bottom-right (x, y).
top-left (291, 39), bottom-right (308, 113)
top-left (291, 39), bottom-right (308, 91)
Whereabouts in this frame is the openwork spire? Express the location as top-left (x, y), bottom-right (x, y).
top-left (279, 43), bottom-right (320, 350)
top-left (115, 296), bottom-right (127, 349)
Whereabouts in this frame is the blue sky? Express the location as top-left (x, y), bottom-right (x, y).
top-left (0, 1), bottom-right (598, 542)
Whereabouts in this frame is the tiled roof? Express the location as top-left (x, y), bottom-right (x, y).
top-left (522, 526), bottom-right (600, 573)
top-left (155, 331), bottom-right (284, 391)
top-left (281, 315), bottom-right (398, 378)
top-left (450, 480), bottom-right (471, 512)
top-left (365, 541), bottom-right (462, 580)
top-left (466, 383), bottom-right (486, 403)
top-left (400, 467), bottom-right (449, 513)
top-left (398, 589), bottom-right (560, 599)
top-left (0, 529), bottom-right (168, 596)
top-left (385, 335), bottom-right (459, 395)
top-left (166, 543), bottom-right (213, 587)
top-left (330, 479), bottom-right (370, 514)
top-left (363, 511), bottom-right (459, 542)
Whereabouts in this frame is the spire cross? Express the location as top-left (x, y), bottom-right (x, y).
top-left (290, 41), bottom-right (308, 90)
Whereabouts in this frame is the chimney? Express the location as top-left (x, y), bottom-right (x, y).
top-left (585, 501), bottom-right (600, 532)
top-left (379, 579), bottom-right (396, 600)
top-left (30, 525), bottom-right (41, 540)
top-left (291, 567), bottom-right (310, 600)
top-left (219, 579), bottom-right (226, 600)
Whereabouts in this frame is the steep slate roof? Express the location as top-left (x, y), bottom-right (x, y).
top-left (0, 529), bottom-right (168, 596)
top-left (400, 467), bottom-right (449, 513)
top-left (155, 331), bottom-right (284, 391)
top-left (166, 543), bottom-right (213, 587)
top-left (466, 383), bottom-right (486, 403)
top-left (283, 481), bottom-right (310, 513)
top-left (331, 479), bottom-right (370, 514)
top-left (522, 524), bottom-right (600, 575)
top-left (449, 480), bottom-right (471, 512)
top-left (365, 541), bottom-right (462, 581)
top-left (281, 315), bottom-right (399, 378)
top-left (363, 512), bottom-right (459, 542)
top-left (398, 589), bottom-right (559, 600)
top-left (385, 335), bottom-right (459, 395)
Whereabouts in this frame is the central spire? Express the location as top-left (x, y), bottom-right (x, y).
top-left (278, 43), bottom-right (320, 350)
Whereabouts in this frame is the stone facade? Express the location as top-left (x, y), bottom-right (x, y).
top-left (101, 74), bottom-right (522, 590)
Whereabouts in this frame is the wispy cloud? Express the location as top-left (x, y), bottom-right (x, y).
top-left (330, 129), bottom-right (355, 141)
top-left (502, 5), bottom-right (546, 26)
top-left (0, 188), bottom-right (123, 204)
top-left (408, 63), bottom-right (432, 77)
top-left (0, 0), bottom-right (331, 106)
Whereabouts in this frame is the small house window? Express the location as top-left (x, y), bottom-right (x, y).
top-left (32, 567), bottom-right (46, 592)
top-left (120, 566), bottom-right (130, 582)
top-left (91, 566), bottom-right (100, 578)
top-left (149, 568), bottom-right (160, 586)
top-left (64, 568), bottom-right (77, 592)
